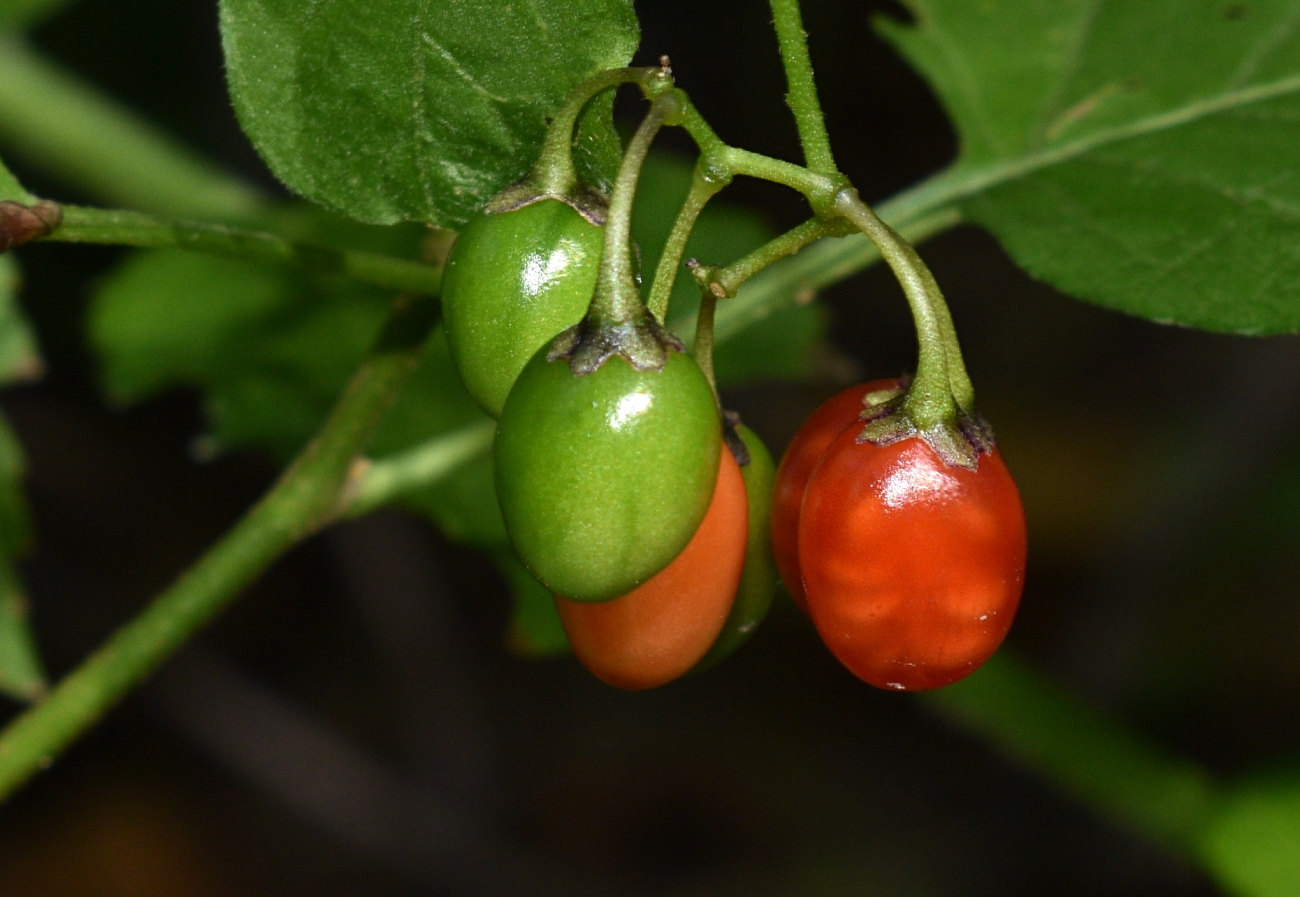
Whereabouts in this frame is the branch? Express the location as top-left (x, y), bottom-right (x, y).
top-left (47, 205), bottom-right (443, 296)
top-left (768, 0), bottom-right (838, 178)
top-left (0, 291), bottom-right (440, 802)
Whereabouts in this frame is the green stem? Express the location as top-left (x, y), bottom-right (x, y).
top-left (0, 292), bottom-right (440, 803)
top-left (645, 163), bottom-right (727, 322)
top-left (692, 288), bottom-right (719, 398)
top-left (345, 420), bottom-right (495, 519)
top-left (707, 216), bottom-right (843, 298)
top-left (921, 652), bottom-right (1221, 856)
top-left (530, 67), bottom-right (656, 196)
top-left (0, 36), bottom-right (262, 221)
top-left (711, 207), bottom-right (960, 346)
top-left (589, 91), bottom-right (682, 327)
top-left (769, 0), bottom-right (838, 177)
top-left (831, 189), bottom-right (974, 425)
top-left (46, 206), bottom-right (442, 296)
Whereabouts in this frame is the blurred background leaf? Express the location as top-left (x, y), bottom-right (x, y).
top-left (0, 253), bottom-right (43, 702)
top-left (0, 0), bottom-right (75, 31)
top-left (1203, 769), bottom-right (1300, 897)
top-left (219, 0), bottom-right (639, 226)
top-left (879, 0), bottom-right (1300, 333)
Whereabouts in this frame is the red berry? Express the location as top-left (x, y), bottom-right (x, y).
top-left (798, 427), bottom-right (1026, 691)
top-left (770, 379), bottom-right (903, 612)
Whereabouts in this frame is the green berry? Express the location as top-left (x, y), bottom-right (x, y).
top-left (441, 199), bottom-right (602, 418)
top-left (493, 346), bottom-right (721, 602)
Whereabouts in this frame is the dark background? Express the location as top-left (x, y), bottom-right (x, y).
top-left (2, 0), bottom-right (1299, 893)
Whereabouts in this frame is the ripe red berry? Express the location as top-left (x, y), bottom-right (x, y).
top-left (798, 426), bottom-right (1026, 691)
top-left (770, 379), bottom-right (903, 612)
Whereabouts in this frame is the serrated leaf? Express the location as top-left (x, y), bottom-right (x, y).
top-left (879, 0), bottom-right (1300, 333)
top-left (632, 152), bottom-right (828, 384)
top-left (220, 0), bottom-right (639, 226)
top-left (0, 0), bottom-right (77, 29)
top-left (1202, 769), bottom-right (1300, 897)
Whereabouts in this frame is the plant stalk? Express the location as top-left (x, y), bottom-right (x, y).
top-left (589, 91), bottom-right (683, 327)
top-left (0, 292), bottom-right (440, 803)
top-left (46, 205), bottom-right (443, 296)
top-left (768, 0), bottom-right (838, 178)
top-left (645, 163), bottom-right (727, 322)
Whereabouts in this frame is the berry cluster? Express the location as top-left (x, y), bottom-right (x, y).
top-left (440, 64), bottom-right (1026, 691)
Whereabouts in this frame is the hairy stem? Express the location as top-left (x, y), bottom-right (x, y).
top-left (645, 164), bottom-right (726, 322)
top-left (832, 189), bottom-right (974, 425)
top-left (0, 36), bottom-right (262, 221)
top-left (769, 0), bottom-right (838, 177)
top-left (706, 216), bottom-right (842, 298)
top-left (46, 205), bottom-right (442, 295)
top-left (345, 420), bottom-right (496, 519)
top-left (0, 292), bottom-right (440, 803)
top-left (589, 91), bottom-right (681, 327)
top-left (530, 67), bottom-right (656, 196)
top-left (691, 288), bottom-right (719, 398)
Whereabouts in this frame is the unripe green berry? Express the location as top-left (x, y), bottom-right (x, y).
top-left (442, 199), bottom-right (602, 418)
top-left (494, 347), bottom-right (721, 602)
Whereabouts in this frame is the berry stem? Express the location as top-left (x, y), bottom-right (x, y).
top-left (692, 287), bottom-right (719, 400)
top-left (698, 215), bottom-right (847, 299)
top-left (832, 189), bottom-right (975, 427)
top-left (645, 161), bottom-right (728, 322)
top-left (768, 0), bottom-right (838, 178)
top-left (589, 89), bottom-right (683, 328)
top-left (528, 66), bottom-right (658, 197)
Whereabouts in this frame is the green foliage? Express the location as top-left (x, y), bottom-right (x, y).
top-left (219, 0), bottom-right (639, 227)
top-left (879, 0), bottom-right (1300, 334)
top-left (1203, 770), bottom-right (1300, 897)
top-left (0, 0), bottom-right (74, 30)
top-left (0, 255), bottom-right (43, 702)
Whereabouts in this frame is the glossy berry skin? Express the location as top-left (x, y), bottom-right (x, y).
top-left (494, 348), bottom-right (720, 602)
top-left (798, 428), bottom-right (1026, 691)
top-left (696, 425), bottom-right (777, 669)
top-left (555, 448), bottom-right (748, 689)
top-left (441, 199), bottom-right (602, 418)
top-left (771, 379), bottom-right (902, 612)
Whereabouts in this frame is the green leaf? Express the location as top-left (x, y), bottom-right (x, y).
top-left (1203, 769), bottom-right (1300, 897)
top-left (879, 0), bottom-right (1300, 333)
top-left (632, 152), bottom-right (828, 384)
top-left (219, 0), bottom-right (639, 226)
top-left (0, 0), bottom-right (76, 29)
